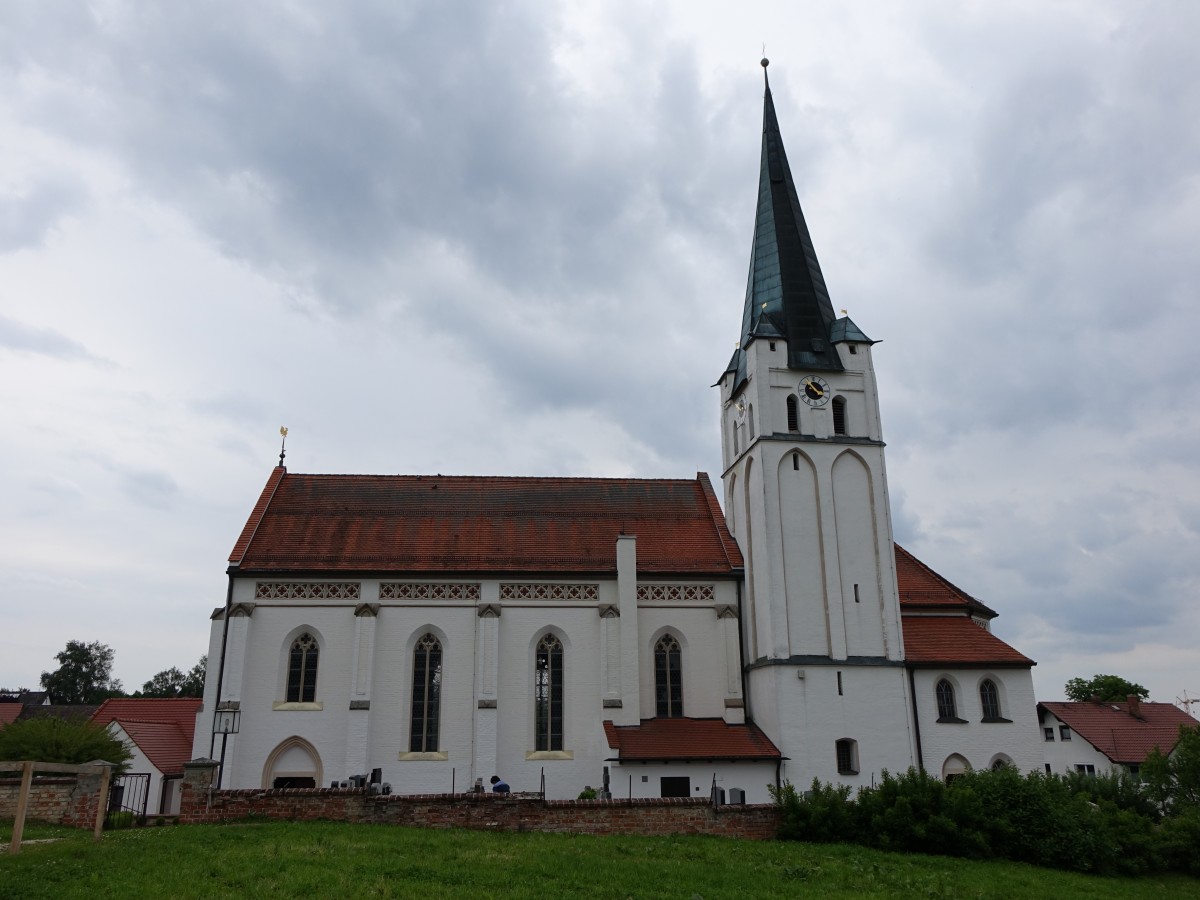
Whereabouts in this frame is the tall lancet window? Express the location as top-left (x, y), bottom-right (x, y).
top-left (535, 634), bottom-right (564, 751)
top-left (286, 633), bottom-right (319, 703)
top-left (654, 635), bottom-right (684, 717)
top-left (410, 633), bottom-right (442, 752)
top-left (936, 679), bottom-right (957, 721)
top-left (786, 395), bottom-right (799, 432)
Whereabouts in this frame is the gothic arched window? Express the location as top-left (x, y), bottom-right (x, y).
top-left (935, 679), bottom-right (957, 721)
top-left (535, 634), bottom-right (564, 751)
top-left (980, 679), bottom-right (1001, 721)
top-left (410, 633), bottom-right (442, 752)
top-left (654, 634), bottom-right (683, 717)
top-left (286, 633), bottom-right (319, 703)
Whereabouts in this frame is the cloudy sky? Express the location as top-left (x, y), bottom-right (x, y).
top-left (2, 1), bottom-right (1197, 709)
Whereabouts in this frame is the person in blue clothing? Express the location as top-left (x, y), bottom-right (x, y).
top-left (490, 775), bottom-right (510, 794)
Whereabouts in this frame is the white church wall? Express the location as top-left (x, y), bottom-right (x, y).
top-left (912, 667), bottom-right (1042, 777)
top-left (753, 663), bottom-right (916, 790)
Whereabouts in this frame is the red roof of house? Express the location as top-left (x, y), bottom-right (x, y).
top-left (1038, 701), bottom-right (1197, 765)
top-left (90, 698), bottom-right (201, 775)
top-left (902, 616), bottom-right (1033, 666)
top-left (230, 469), bottom-right (743, 575)
top-left (603, 718), bottom-right (781, 761)
top-left (0, 704), bottom-right (22, 727)
top-left (895, 544), bottom-right (996, 617)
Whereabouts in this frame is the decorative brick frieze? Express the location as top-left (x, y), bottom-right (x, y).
top-left (499, 583), bottom-right (599, 601)
top-left (256, 582), bottom-right (360, 600)
top-left (380, 582), bottom-right (481, 601)
top-left (637, 584), bottom-right (716, 603)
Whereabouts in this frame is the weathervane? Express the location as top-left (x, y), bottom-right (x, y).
top-left (279, 426), bottom-right (288, 467)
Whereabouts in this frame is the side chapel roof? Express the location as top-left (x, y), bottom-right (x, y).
top-left (603, 717), bottom-right (781, 761)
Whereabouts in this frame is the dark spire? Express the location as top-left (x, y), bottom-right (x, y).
top-left (723, 59), bottom-right (843, 391)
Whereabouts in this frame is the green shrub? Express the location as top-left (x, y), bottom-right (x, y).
top-left (770, 779), bottom-right (855, 843)
top-left (0, 716), bottom-right (131, 772)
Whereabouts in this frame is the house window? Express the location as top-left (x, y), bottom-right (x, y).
top-left (660, 776), bottom-right (690, 798)
top-left (654, 635), bottom-right (683, 717)
top-left (832, 396), bottom-right (846, 435)
top-left (836, 738), bottom-right (859, 775)
top-left (786, 395), bottom-right (799, 432)
top-left (409, 633), bottom-right (442, 752)
top-left (935, 679), bottom-right (957, 721)
top-left (980, 679), bottom-right (1001, 720)
top-left (1044, 727), bottom-right (1055, 742)
top-left (286, 633), bottom-right (319, 703)
top-left (535, 634), bottom-right (564, 751)
top-left (1060, 725), bottom-right (1072, 741)
top-left (1075, 764), bottom-right (1095, 775)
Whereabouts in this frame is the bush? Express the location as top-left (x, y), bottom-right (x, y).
top-left (0, 716), bottom-right (132, 772)
top-left (770, 779), bottom-right (855, 844)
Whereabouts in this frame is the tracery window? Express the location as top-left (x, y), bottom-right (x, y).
top-left (980, 679), bottom-right (1001, 721)
top-left (535, 634), bottom-right (564, 751)
top-left (410, 633), bottom-right (442, 752)
top-left (935, 678), bottom-right (957, 721)
top-left (654, 635), bottom-right (683, 717)
top-left (286, 633), bottom-right (319, 703)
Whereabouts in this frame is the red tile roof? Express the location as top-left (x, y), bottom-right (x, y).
top-left (91, 698), bottom-right (201, 776)
top-left (902, 616), bottom-right (1034, 666)
top-left (1039, 701), bottom-right (1197, 765)
top-left (0, 704), bottom-right (22, 727)
top-left (895, 544), bottom-right (997, 616)
top-left (230, 470), bottom-right (743, 575)
top-left (603, 718), bottom-right (780, 761)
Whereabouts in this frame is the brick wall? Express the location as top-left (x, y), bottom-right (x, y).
top-left (0, 772), bottom-right (106, 828)
top-left (180, 761), bottom-right (779, 839)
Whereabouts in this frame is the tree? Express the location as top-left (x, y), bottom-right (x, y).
top-left (1064, 674), bottom-right (1150, 703)
top-left (39, 640), bottom-right (124, 704)
top-left (1143, 725), bottom-right (1200, 814)
top-left (0, 716), bottom-right (132, 771)
top-left (139, 656), bottom-right (207, 698)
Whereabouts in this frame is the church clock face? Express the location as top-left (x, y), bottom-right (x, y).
top-left (800, 376), bottom-right (830, 407)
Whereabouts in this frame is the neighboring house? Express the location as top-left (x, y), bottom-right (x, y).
top-left (0, 703), bottom-right (22, 729)
top-left (1038, 699), bottom-right (1197, 777)
top-left (91, 698), bottom-right (203, 814)
top-left (193, 63), bottom-right (1042, 799)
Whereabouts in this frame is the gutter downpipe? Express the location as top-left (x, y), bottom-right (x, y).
top-left (907, 666), bottom-right (925, 772)
top-left (209, 572), bottom-right (236, 767)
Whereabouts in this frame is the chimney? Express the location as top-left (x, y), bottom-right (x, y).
top-left (1127, 694), bottom-right (1143, 719)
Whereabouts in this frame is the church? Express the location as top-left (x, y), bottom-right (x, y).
top-left (193, 63), bottom-right (1042, 803)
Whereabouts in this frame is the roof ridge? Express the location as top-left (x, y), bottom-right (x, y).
top-left (696, 472), bottom-right (744, 570)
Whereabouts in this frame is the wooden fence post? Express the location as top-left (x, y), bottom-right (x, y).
top-left (93, 764), bottom-right (112, 842)
top-left (8, 760), bottom-right (35, 855)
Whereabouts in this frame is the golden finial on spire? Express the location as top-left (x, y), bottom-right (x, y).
top-left (279, 426), bottom-right (288, 467)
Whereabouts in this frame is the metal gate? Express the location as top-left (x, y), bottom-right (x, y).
top-left (105, 773), bottom-right (150, 828)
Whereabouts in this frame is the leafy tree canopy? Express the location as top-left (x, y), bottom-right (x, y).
top-left (139, 656), bottom-right (206, 698)
top-left (39, 640), bottom-right (124, 704)
top-left (1064, 673), bottom-right (1150, 703)
top-left (1143, 725), bottom-right (1200, 812)
top-left (0, 716), bottom-right (132, 771)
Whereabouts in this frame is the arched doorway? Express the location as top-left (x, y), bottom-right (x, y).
top-left (263, 736), bottom-right (323, 789)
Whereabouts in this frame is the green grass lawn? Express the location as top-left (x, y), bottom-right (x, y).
top-left (3, 819), bottom-right (1198, 899)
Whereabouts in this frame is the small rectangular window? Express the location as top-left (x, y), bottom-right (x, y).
top-left (769, 341), bottom-right (776, 351)
top-left (837, 671), bottom-right (843, 696)
top-left (660, 776), bottom-right (690, 798)
top-left (853, 583), bottom-right (860, 603)
top-left (1060, 725), bottom-right (1072, 741)
top-left (1044, 727), bottom-right (1055, 742)
top-left (835, 738), bottom-right (858, 775)
top-left (1075, 764), bottom-right (1095, 775)
top-left (848, 345), bottom-right (858, 355)
top-left (1044, 764), bottom-right (1052, 774)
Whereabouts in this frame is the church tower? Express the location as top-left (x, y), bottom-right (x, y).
top-left (718, 61), bottom-right (916, 786)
